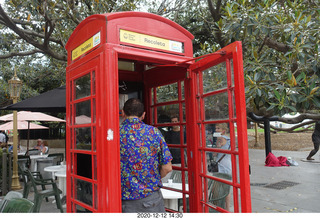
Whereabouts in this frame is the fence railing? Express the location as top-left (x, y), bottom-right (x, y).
top-left (0, 149), bottom-right (12, 196)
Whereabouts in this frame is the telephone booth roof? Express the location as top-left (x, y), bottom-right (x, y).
top-left (66, 11), bottom-right (194, 64)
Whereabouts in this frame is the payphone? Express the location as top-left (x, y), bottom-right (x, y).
top-left (65, 11), bottom-right (251, 213)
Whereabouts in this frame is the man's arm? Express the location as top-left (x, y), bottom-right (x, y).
top-left (160, 162), bottom-right (172, 178)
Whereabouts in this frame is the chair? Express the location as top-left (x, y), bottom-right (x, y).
top-left (1, 198), bottom-right (34, 213)
top-left (24, 169), bottom-right (63, 213)
top-left (18, 164), bottom-right (48, 201)
top-left (208, 173), bottom-right (231, 212)
top-left (0, 191), bottom-right (23, 212)
top-left (48, 153), bottom-right (64, 165)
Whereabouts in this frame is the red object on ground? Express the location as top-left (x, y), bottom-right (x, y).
top-left (265, 152), bottom-right (289, 167)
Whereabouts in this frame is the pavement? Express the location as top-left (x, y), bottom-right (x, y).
top-left (2, 148), bottom-right (319, 213)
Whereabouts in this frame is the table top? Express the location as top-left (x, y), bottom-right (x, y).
top-left (44, 165), bottom-right (66, 173)
top-left (55, 171), bottom-right (66, 178)
top-left (30, 154), bottom-right (48, 159)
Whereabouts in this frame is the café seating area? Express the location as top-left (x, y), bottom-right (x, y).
top-left (14, 150), bottom-right (66, 213)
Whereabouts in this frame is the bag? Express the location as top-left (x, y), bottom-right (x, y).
top-left (208, 160), bottom-right (219, 172)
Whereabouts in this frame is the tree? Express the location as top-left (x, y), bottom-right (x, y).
top-left (0, 0), bottom-right (141, 106)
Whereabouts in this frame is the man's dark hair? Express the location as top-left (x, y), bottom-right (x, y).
top-left (123, 98), bottom-right (144, 117)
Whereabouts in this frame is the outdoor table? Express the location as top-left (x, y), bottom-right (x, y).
top-left (55, 171), bottom-right (67, 196)
top-left (161, 182), bottom-right (189, 211)
top-left (44, 165), bottom-right (66, 180)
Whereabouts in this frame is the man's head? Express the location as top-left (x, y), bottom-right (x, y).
top-left (123, 98), bottom-right (145, 118)
top-left (37, 139), bottom-right (43, 145)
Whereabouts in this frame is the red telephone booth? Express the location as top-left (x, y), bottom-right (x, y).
top-left (65, 11), bottom-right (251, 213)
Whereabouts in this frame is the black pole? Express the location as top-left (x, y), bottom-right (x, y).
top-left (248, 112), bottom-right (279, 157)
top-left (264, 119), bottom-right (271, 157)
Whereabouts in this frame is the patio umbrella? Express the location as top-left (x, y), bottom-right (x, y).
top-left (0, 120), bottom-right (49, 131)
top-left (0, 111), bottom-right (65, 151)
top-left (1, 85), bottom-right (66, 112)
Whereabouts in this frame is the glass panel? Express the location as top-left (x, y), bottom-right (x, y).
top-left (92, 98), bottom-right (96, 123)
top-left (205, 124), bottom-right (216, 148)
top-left (76, 153), bottom-right (92, 179)
top-left (75, 204), bottom-right (92, 213)
top-left (75, 100), bottom-right (91, 124)
top-left (232, 90), bottom-right (236, 119)
top-left (204, 92), bottom-right (229, 120)
top-left (92, 71), bottom-right (96, 95)
top-left (75, 178), bottom-right (92, 206)
top-left (203, 62), bottom-right (227, 93)
top-left (206, 176), bottom-right (232, 212)
top-left (92, 126), bottom-right (96, 152)
top-left (181, 81), bottom-right (185, 100)
top-left (156, 83), bottom-right (178, 103)
top-left (206, 151), bottom-right (232, 178)
top-left (168, 147), bottom-right (181, 165)
top-left (182, 103), bottom-right (186, 122)
top-left (94, 184), bottom-right (98, 210)
top-left (230, 59), bottom-right (234, 87)
top-left (75, 127), bottom-right (92, 150)
top-left (75, 74), bottom-right (91, 100)
top-left (183, 148), bottom-right (188, 168)
top-left (157, 104), bottom-right (179, 124)
top-left (93, 155), bottom-right (97, 180)
top-left (165, 170), bottom-right (189, 191)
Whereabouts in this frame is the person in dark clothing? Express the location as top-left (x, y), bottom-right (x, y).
top-left (165, 115), bottom-right (186, 164)
top-left (307, 121), bottom-right (320, 160)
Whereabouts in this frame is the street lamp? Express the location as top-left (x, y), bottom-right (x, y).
top-left (8, 68), bottom-right (22, 190)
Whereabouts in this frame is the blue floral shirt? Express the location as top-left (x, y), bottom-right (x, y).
top-left (120, 118), bottom-right (172, 200)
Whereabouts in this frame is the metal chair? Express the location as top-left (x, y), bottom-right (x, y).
top-left (0, 191), bottom-right (23, 212)
top-left (48, 153), bottom-right (64, 165)
top-left (24, 169), bottom-right (63, 213)
top-left (1, 198), bottom-right (34, 213)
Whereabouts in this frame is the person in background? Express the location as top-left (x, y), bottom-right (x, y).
top-left (0, 130), bottom-right (7, 148)
top-left (33, 139), bottom-right (48, 154)
top-left (214, 123), bottom-right (231, 211)
top-left (307, 121), bottom-right (320, 160)
top-left (165, 115), bottom-right (182, 164)
top-left (120, 98), bottom-right (172, 213)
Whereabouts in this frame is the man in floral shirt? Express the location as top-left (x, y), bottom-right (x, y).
top-left (120, 98), bottom-right (173, 212)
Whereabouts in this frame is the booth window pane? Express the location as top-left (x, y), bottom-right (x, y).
top-left (75, 100), bottom-right (91, 124)
top-left (230, 59), bottom-right (234, 86)
top-left (93, 155), bottom-right (97, 180)
top-left (203, 62), bottom-right (227, 93)
top-left (181, 81), bottom-right (185, 100)
top-left (157, 104), bottom-right (179, 124)
top-left (156, 83), bottom-right (178, 103)
top-left (92, 71), bottom-right (96, 95)
top-left (75, 204), bottom-right (92, 213)
top-left (75, 178), bottom-right (92, 206)
top-left (76, 153), bottom-right (92, 179)
top-left (75, 74), bottom-right (91, 100)
top-left (75, 127), bottom-right (91, 150)
top-left (206, 175), bottom-right (232, 212)
top-left (94, 184), bottom-right (98, 210)
top-left (206, 151), bottom-right (232, 179)
top-left (92, 98), bottom-right (96, 123)
top-left (206, 123), bottom-right (230, 149)
top-left (204, 92), bottom-right (229, 121)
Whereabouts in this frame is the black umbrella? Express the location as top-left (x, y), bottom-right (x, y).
top-left (1, 85), bottom-right (66, 112)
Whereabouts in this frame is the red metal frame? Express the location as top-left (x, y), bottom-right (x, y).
top-left (65, 11), bottom-right (251, 213)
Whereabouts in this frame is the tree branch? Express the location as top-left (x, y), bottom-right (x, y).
top-left (0, 49), bottom-right (43, 59)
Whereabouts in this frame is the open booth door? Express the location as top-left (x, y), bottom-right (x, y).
top-left (187, 41), bottom-right (251, 212)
